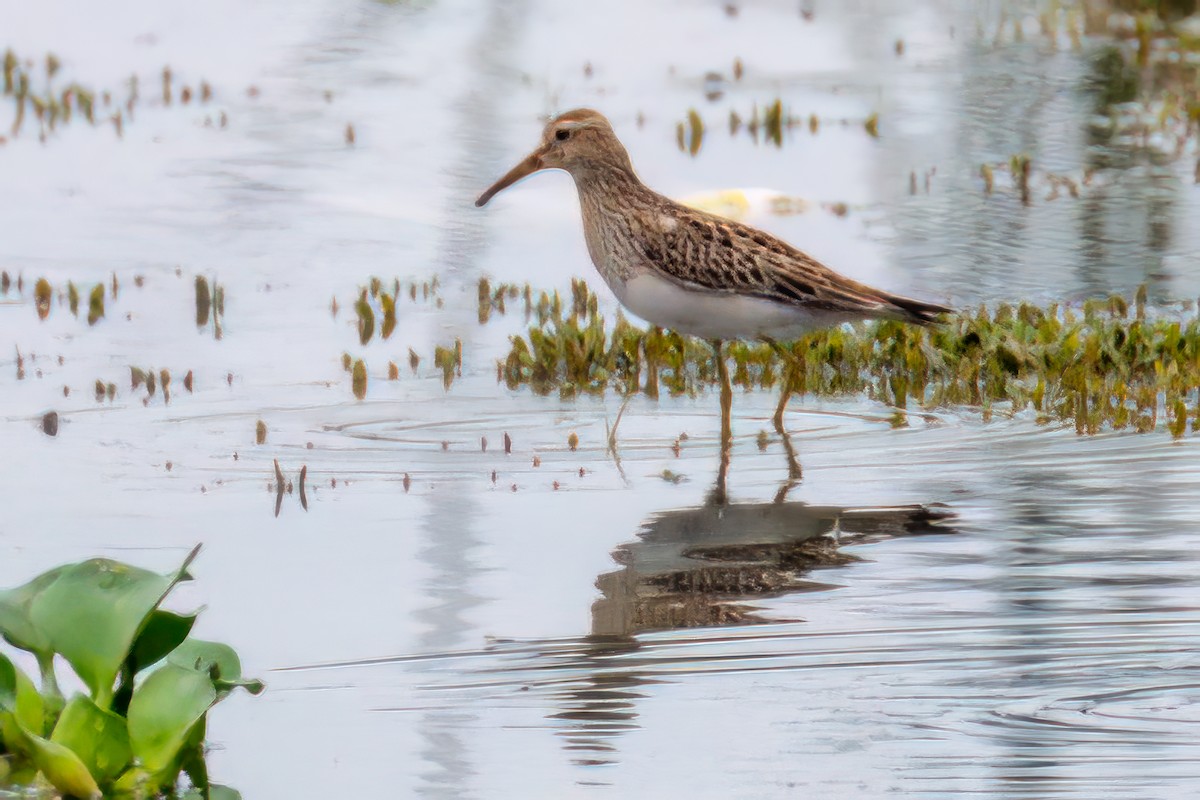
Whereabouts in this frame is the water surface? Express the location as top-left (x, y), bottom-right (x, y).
top-left (2, 0), bottom-right (1199, 797)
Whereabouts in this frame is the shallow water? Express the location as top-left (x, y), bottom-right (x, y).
top-left (2, 0), bottom-right (1200, 797)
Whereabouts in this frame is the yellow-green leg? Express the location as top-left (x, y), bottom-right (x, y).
top-left (764, 337), bottom-right (803, 483)
top-left (710, 339), bottom-right (733, 505)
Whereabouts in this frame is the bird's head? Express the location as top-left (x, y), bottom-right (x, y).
top-left (476, 109), bottom-right (633, 207)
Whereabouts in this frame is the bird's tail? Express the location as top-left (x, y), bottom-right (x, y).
top-left (882, 292), bottom-right (954, 325)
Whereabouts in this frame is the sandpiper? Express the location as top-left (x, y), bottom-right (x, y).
top-left (477, 108), bottom-right (950, 488)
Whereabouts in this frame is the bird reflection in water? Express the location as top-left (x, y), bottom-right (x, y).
top-left (537, 475), bottom-right (954, 766)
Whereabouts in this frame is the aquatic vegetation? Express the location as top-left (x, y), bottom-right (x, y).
top-left (93, 380), bottom-right (117, 403)
top-left (335, 277), bottom-right (453, 396)
top-left (682, 100), bottom-right (882, 153)
top-left (864, 112), bottom-right (879, 138)
top-left (351, 359), bottom-right (367, 400)
top-left (1, 48), bottom-right (221, 144)
top-left (499, 280), bottom-right (1200, 438)
top-left (342, 276), bottom-right (441, 345)
top-left (675, 108), bottom-right (704, 156)
top-left (33, 279), bottom-right (51, 320)
top-left (0, 546), bottom-right (260, 799)
top-left (477, 277), bottom-right (533, 324)
top-left (123, 366), bottom-right (189, 406)
top-left (432, 340), bottom-right (463, 390)
top-left (194, 276), bottom-right (224, 339)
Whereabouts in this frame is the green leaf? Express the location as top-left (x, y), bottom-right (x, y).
top-left (127, 663), bottom-right (215, 773)
top-left (130, 611), bottom-right (198, 675)
top-left (50, 694), bottom-right (132, 784)
top-left (0, 651), bottom-right (14, 711)
top-left (178, 716), bottom-right (210, 798)
top-left (168, 639), bottom-right (264, 699)
top-left (0, 653), bottom-right (45, 735)
top-left (28, 545), bottom-right (200, 706)
top-left (168, 639), bottom-right (242, 680)
top-left (180, 783), bottom-right (242, 800)
top-left (0, 565), bottom-right (68, 657)
top-left (113, 610), bottom-right (198, 715)
top-left (21, 725), bottom-right (102, 799)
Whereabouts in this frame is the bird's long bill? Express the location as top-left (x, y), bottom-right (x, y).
top-left (475, 145), bottom-right (549, 207)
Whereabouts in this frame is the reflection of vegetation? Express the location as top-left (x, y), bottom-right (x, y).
top-left (1111, 0), bottom-right (1197, 22)
top-left (1082, 5), bottom-right (1200, 157)
top-left (499, 280), bottom-right (1200, 438)
top-left (0, 546), bottom-right (261, 799)
top-left (1088, 45), bottom-right (1140, 109)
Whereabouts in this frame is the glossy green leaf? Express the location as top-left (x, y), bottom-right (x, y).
top-left (50, 694), bottom-right (132, 784)
top-left (130, 611), bottom-right (198, 675)
top-left (113, 610), bottom-right (198, 715)
top-left (181, 783), bottom-right (242, 800)
top-left (0, 653), bottom-right (45, 741)
top-left (28, 545), bottom-right (200, 705)
top-left (167, 639), bottom-right (264, 697)
top-left (178, 716), bottom-right (209, 798)
top-left (21, 725), bottom-right (102, 799)
top-left (168, 639), bottom-right (243, 681)
top-left (127, 663), bottom-right (215, 773)
top-left (0, 565), bottom-right (68, 656)
top-left (0, 651), bottom-right (14, 711)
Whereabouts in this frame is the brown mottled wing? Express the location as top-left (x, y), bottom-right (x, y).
top-left (639, 199), bottom-right (951, 325)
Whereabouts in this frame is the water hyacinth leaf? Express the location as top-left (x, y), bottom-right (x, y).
top-left (168, 639), bottom-right (241, 681)
top-left (113, 610), bottom-right (198, 714)
top-left (28, 545), bottom-right (200, 706)
top-left (176, 716), bottom-right (209, 799)
top-left (168, 638), bottom-right (264, 699)
top-left (50, 694), bottom-right (132, 784)
top-left (129, 611), bottom-right (198, 675)
top-left (127, 663), bottom-right (215, 773)
top-left (0, 651), bottom-right (15, 711)
top-left (0, 653), bottom-right (46, 739)
top-left (178, 779), bottom-right (243, 800)
top-left (0, 565), bottom-right (69, 657)
top-left (21, 726), bottom-right (102, 799)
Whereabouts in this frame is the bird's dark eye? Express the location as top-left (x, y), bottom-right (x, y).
top-left (555, 128), bottom-right (571, 141)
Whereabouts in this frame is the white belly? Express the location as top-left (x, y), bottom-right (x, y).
top-left (608, 270), bottom-right (847, 341)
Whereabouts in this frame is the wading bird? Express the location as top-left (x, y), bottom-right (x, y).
top-left (477, 109), bottom-right (949, 496)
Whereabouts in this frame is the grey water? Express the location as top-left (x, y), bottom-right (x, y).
top-left (2, 0), bottom-right (1199, 797)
